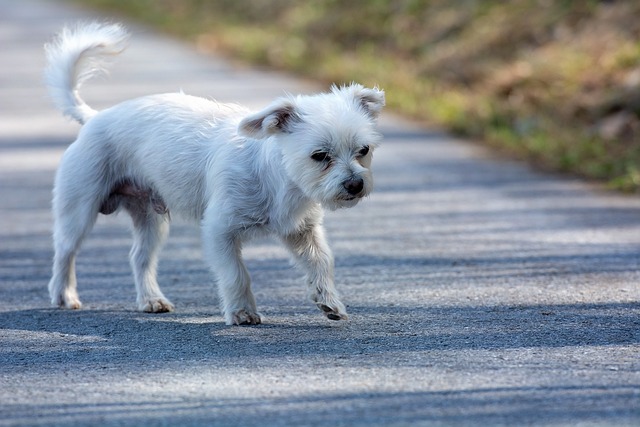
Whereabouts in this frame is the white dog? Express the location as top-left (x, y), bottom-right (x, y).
top-left (44, 22), bottom-right (384, 325)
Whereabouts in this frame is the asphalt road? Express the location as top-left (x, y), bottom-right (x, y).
top-left (1, 1), bottom-right (639, 426)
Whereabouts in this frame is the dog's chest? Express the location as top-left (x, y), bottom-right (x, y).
top-left (250, 195), bottom-right (317, 237)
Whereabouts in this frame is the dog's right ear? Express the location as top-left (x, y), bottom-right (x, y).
top-left (238, 99), bottom-right (300, 139)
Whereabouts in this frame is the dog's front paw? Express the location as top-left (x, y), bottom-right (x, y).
top-left (139, 298), bottom-right (174, 313)
top-left (228, 309), bottom-right (262, 326)
top-left (311, 290), bottom-right (348, 321)
top-left (52, 292), bottom-right (82, 310)
top-left (318, 303), bottom-right (348, 321)
top-left (65, 299), bottom-right (82, 310)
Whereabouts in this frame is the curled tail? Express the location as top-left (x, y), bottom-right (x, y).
top-left (44, 22), bottom-right (129, 125)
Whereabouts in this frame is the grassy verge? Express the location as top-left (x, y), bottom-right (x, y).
top-left (78, 0), bottom-right (640, 191)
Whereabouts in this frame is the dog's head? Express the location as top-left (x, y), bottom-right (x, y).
top-left (238, 84), bottom-right (385, 210)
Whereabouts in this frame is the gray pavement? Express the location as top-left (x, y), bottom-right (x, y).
top-left (1, 0), bottom-right (639, 426)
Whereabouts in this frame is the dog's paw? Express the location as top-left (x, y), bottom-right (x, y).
top-left (318, 303), bottom-right (348, 321)
top-left (139, 298), bottom-right (174, 313)
top-left (65, 299), bottom-right (82, 310)
top-left (228, 309), bottom-right (262, 326)
top-left (311, 291), bottom-right (348, 321)
top-left (52, 293), bottom-right (82, 310)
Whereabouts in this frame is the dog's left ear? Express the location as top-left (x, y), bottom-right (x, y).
top-left (355, 86), bottom-right (385, 119)
top-left (238, 99), bottom-right (299, 139)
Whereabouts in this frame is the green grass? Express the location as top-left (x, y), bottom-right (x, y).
top-left (77, 0), bottom-right (640, 192)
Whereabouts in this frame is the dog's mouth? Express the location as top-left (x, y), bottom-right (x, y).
top-left (334, 192), bottom-right (366, 206)
top-left (324, 195), bottom-right (362, 211)
top-left (341, 188), bottom-right (369, 201)
top-left (337, 193), bottom-right (362, 202)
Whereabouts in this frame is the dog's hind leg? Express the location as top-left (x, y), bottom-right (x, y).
top-left (48, 189), bottom-right (100, 309)
top-left (126, 200), bottom-right (174, 313)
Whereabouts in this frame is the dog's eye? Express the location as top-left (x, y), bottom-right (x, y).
top-left (311, 151), bottom-right (331, 162)
top-left (358, 145), bottom-right (370, 157)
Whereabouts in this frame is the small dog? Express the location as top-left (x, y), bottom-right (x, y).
top-left (44, 22), bottom-right (384, 325)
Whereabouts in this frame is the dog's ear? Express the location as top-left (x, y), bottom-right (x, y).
top-left (238, 99), bottom-right (300, 139)
top-left (355, 86), bottom-right (385, 119)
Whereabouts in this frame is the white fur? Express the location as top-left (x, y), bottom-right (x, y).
top-left (44, 22), bottom-right (384, 325)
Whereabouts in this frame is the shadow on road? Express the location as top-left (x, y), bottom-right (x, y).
top-left (2, 300), bottom-right (638, 366)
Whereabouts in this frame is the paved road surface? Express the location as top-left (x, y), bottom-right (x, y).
top-left (1, 1), bottom-right (639, 426)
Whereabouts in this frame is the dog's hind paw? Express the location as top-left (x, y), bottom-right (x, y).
top-left (229, 309), bottom-right (262, 326)
top-left (139, 298), bottom-right (174, 313)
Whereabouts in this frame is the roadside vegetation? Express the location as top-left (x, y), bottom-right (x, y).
top-left (79, 0), bottom-right (640, 191)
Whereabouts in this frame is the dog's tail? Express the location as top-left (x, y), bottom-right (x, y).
top-left (44, 22), bottom-right (129, 125)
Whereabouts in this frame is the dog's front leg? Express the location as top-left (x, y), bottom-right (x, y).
top-left (283, 223), bottom-right (348, 321)
top-left (202, 220), bottom-right (261, 325)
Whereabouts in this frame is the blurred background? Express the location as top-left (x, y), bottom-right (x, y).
top-left (80, 0), bottom-right (640, 192)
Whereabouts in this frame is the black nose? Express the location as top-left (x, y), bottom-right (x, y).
top-left (343, 177), bottom-right (364, 196)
